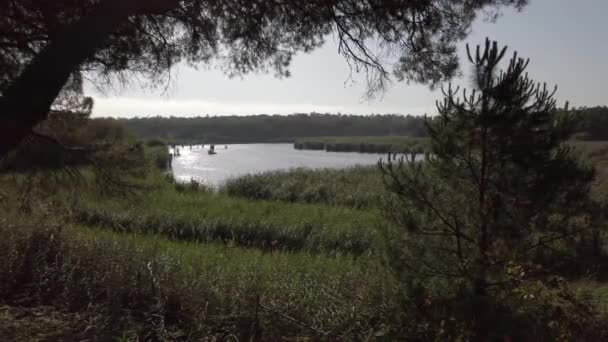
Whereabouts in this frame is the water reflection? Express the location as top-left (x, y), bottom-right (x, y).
top-left (170, 143), bottom-right (386, 187)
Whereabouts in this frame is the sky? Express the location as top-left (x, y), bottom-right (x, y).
top-left (86, 0), bottom-right (608, 118)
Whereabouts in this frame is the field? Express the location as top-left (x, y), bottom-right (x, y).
top-left (0, 209), bottom-right (395, 340)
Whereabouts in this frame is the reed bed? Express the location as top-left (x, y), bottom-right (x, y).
top-left (294, 136), bottom-right (430, 154)
top-left (221, 166), bottom-right (387, 209)
top-left (70, 187), bottom-right (381, 255)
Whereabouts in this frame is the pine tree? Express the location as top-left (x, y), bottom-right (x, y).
top-left (380, 38), bottom-right (596, 338)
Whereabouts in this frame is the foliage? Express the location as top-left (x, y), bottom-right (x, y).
top-left (221, 166), bottom-right (386, 209)
top-left (0, 207), bottom-right (395, 340)
top-left (0, 111), bottom-right (137, 173)
top-left (0, 0), bottom-right (528, 157)
top-left (103, 109), bottom-right (608, 147)
top-left (380, 39), bottom-right (599, 339)
top-left (1, 0), bottom-right (528, 93)
top-left (118, 113), bottom-right (428, 145)
top-left (388, 268), bottom-right (608, 340)
top-left (146, 144), bottom-right (171, 171)
top-left (0, 113), bottom-right (155, 209)
top-left (100, 108), bottom-right (608, 147)
top-left (145, 138), bottom-right (167, 147)
top-left (2, 115), bottom-right (608, 339)
top-left (577, 106), bottom-right (608, 140)
top-left (69, 175), bottom-right (381, 255)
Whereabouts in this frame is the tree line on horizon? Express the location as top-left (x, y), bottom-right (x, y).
top-left (107, 107), bottom-right (608, 145)
top-left (113, 113), bottom-right (428, 144)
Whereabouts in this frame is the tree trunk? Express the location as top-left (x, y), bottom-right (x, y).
top-left (0, 0), bottom-right (178, 158)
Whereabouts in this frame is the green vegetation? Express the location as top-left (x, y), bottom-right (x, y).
top-left (4, 134), bottom-right (608, 339)
top-left (0, 209), bottom-right (395, 340)
top-left (577, 106), bottom-right (608, 140)
top-left (377, 39), bottom-right (608, 339)
top-left (224, 140), bottom-right (608, 211)
top-left (112, 108), bottom-right (608, 149)
top-left (70, 177), bottom-right (381, 255)
top-left (116, 114), bottom-right (428, 145)
top-left (5, 0), bottom-right (608, 338)
top-left (221, 166), bottom-right (386, 209)
top-left (0, 144), bottom-right (396, 338)
top-left (294, 135), bottom-right (430, 153)
top-left (2, 0), bottom-right (527, 156)
top-left (3, 110), bottom-right (608, 339)
top-left (5, 35), bottom-right (608, 339)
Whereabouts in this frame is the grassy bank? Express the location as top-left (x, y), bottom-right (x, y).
top-left (4, 140), bottom-right (608, 339)
top-left (69, 175), bottom-right (381, 255)
top-left (222, 140), bottom-right (608, 210)
top-left (294, 136), bottom-right (430, 153)
top-left (0, 165), bottom-right (394, 339)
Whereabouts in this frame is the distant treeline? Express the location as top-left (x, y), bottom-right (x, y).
top-left (578, 106), bottom-right (608, 140)
top-left (102, 107), bottom-right (608, 144)
top-left (109, 113), bottom-right (427, 144)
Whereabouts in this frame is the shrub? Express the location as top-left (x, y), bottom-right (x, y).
top-left (145, 138), bottom-right (166, 147)
top-left (380, 39), bottom-right (601, 339)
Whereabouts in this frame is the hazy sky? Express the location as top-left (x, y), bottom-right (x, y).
top-left (87, 0), bottom-right (608, 118)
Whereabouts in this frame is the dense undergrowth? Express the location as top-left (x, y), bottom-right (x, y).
top-left (3, 205), bottom-right (608, 340)
top-left (0, 207), bottom-right (397, 340)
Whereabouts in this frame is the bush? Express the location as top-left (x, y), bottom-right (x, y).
top-left (386, 276), bottom-right (608, 340)
top-left (146, 145), bottom-right (171, 171)
top-left (380, 39), bottom-right (602, 339)
top-left (145, 138), bottom-right (166, 147)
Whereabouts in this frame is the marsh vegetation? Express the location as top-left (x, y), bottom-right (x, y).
top-left (3, 0), bottom-right (608, 339)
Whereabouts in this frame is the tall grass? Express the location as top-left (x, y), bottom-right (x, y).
top-left (0, 209), bottom-right (398, 339)
top-left (69, 183), bottom-right (382, 255)
top-left (221, 166), bottom-right (387, 209)
top-left (0, 169), bottom-right (398, 339)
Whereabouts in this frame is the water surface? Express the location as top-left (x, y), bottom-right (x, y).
top-left (171, 143), bottom-right (387, 187)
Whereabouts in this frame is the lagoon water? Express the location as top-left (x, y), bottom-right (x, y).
top-left (170, 143), bottom-right (387, 187)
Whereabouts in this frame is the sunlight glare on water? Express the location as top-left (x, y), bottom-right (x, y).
top-left (170, 143), bottom-right (388, 187)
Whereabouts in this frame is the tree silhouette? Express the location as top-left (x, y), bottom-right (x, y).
top-left (0, 0), bottom-right (527, 157)
top-left (380, 39), bottom-right (595, 339)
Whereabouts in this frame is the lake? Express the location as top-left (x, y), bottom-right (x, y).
top-left (170, 143), bottom-right (388, 187)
